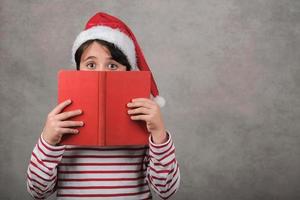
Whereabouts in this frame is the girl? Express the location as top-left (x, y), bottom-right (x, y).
top-left (26, 12), bottom-right (180, 199)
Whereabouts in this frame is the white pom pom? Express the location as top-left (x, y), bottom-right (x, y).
top-left (153, 95), bottom-right (166, 107)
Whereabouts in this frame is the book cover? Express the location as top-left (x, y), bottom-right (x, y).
top-left (57, 70), bottom-right (150, 146)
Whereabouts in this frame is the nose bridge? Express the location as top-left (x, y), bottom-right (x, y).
top-left (98, 62), bottom-right (105, 71)
top-left (98, 62), bottom-right (108, 71)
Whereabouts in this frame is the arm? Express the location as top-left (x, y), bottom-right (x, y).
top-left (26, 135), bottom-right (65, 199)
top-left (26, 99), bottom-right (83, 199)
top-left (145, 131), bottom-right (180, 199)
top-left (127, 98), bottom-right (180, 199)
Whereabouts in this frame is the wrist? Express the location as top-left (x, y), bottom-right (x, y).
top-left (41, 132), bottom-right (57, 146)
top-left (151, 129), bottom-right (167, 144)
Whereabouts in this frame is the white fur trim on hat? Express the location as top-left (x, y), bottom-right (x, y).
top-left (72, 26), bottom-right (138, 70)
top-left (152, 95), bottom-right (166, 108)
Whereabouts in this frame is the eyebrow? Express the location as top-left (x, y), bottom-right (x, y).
top-left (83, 56), bottom-right (113, 62)
top-left (83, 56), bottom-right (96, 62)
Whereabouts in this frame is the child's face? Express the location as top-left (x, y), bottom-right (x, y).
top-left (79, 41), bottom-right (127, 71)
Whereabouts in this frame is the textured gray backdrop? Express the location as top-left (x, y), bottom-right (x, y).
top-left (0, 0), bottom-right (299, 199)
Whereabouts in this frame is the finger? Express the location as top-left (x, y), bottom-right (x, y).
top-left (128, 107), bottom-right (152, 115)
top-left (131, 98), bottom-right (156, 105)
top-left (58, 121), bottom-right (84, 128)
top-left (57, 127), bottom-right (79, 135)
top-left (127, 101), bottom-right (153, 109)
top-left (56, 109), bottom-right (83, 121)
top-left (50, 99), bottom-right (72, 116)
top-left (130, 115), bottom-right (150, 121)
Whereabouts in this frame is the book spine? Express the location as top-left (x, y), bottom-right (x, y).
top-left (98, 72), bottom-right (106, 146)
top-left (104, 72), bottom-right (107, 145)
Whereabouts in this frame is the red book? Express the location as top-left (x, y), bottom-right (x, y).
top-left (57, 70), bottom-right (151, 146)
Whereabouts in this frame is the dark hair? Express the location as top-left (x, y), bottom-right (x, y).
top-left (75, 39), bottom-right (131, 71)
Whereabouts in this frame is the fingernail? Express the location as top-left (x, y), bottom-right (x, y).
top-left (68, 99), bottom-right (72, 103)
top-left (81, 121), bottom-right (84, 126)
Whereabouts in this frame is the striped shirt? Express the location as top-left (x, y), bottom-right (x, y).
top-left (26, 131), bottom-right (180, 199)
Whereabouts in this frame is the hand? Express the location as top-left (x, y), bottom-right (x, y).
top-left (127, 98), bottom-right (167, 144)
top-left (41, 99), bottom-right (84, 146)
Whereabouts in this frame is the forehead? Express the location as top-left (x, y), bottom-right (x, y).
top-left (81, 41), bottom-right (111, 59)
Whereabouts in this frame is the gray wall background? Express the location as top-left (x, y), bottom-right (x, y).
top-left (0, 0), bottom-right (299, 199)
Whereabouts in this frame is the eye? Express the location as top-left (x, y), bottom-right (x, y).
top-left (107, 63), bottom-right (118, 70)
top-left (86, 62), bottom-right (96, 69)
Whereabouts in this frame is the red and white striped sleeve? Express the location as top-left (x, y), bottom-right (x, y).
top-left (146, 131), bottom-right (180, 199)
top-left (26, 135), bottom-right (65, 199)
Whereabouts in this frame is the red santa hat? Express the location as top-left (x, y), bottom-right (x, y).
top-left (71, 12), bottom-right (166, 107)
